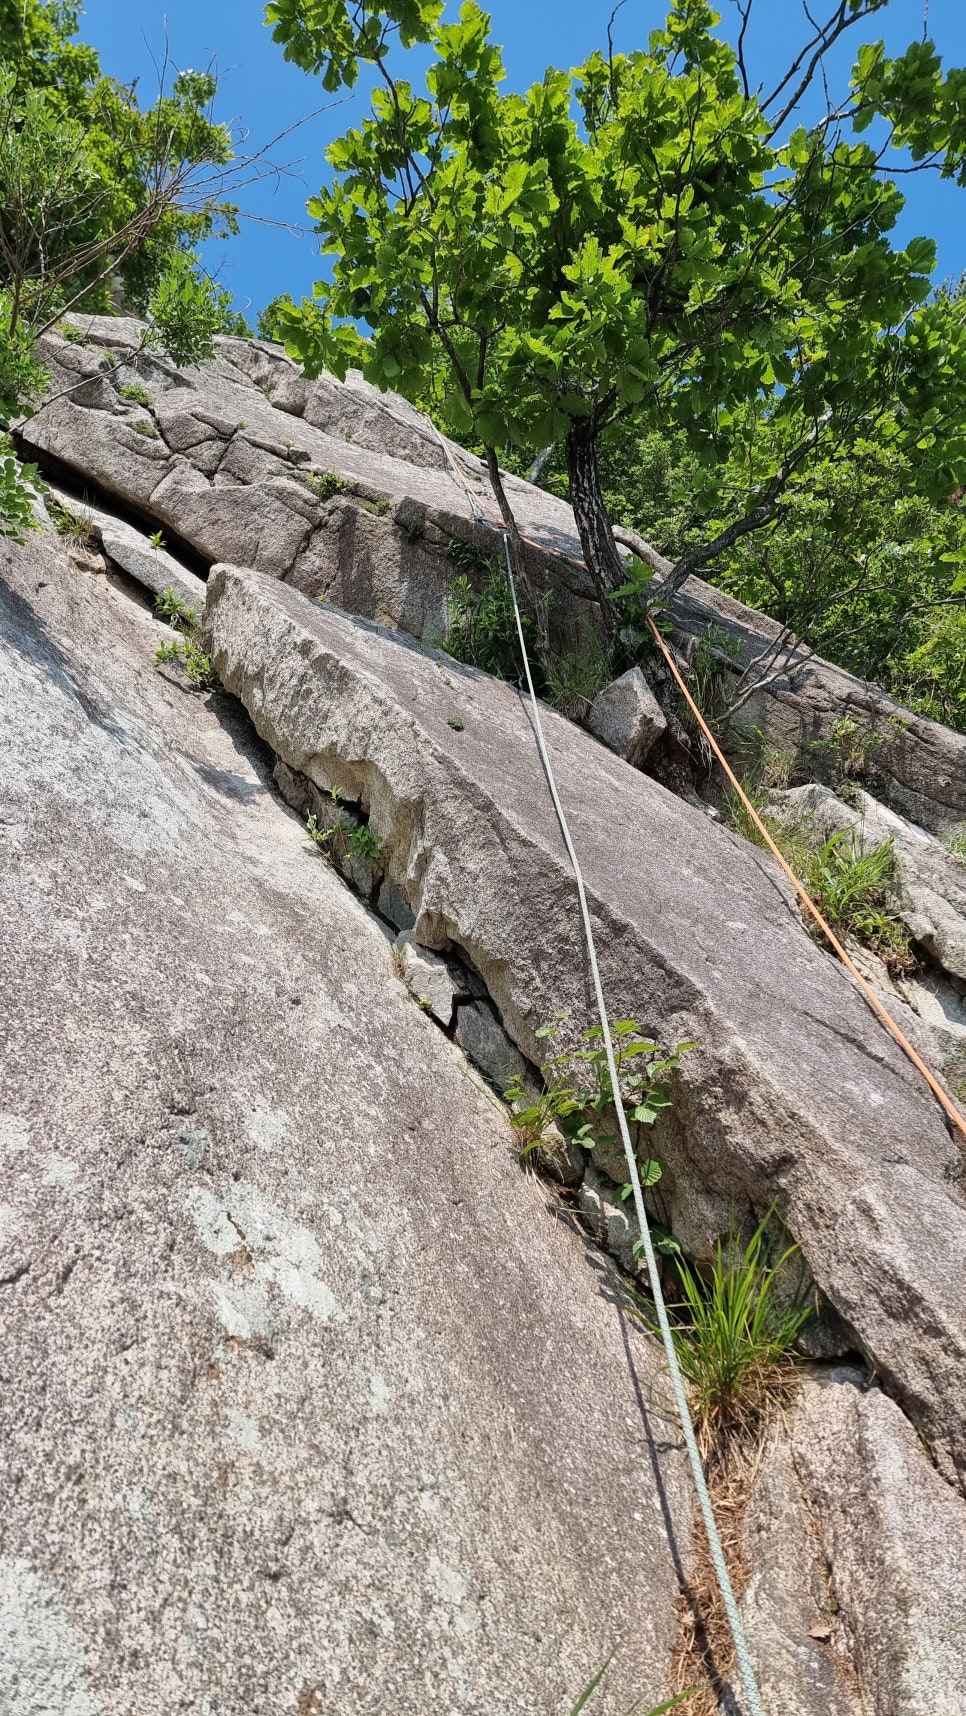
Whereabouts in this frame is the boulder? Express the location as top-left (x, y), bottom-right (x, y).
top-left (20, 321), bottom-right (603, 648)
top-left (588, 665), bottom-right (667, 767)
top-left (23, 316), bottom-right (966, 838)
top-left (0, 525), bottom-right (695, 1715)
top-left (204, 564), bottom-right (966, 1486)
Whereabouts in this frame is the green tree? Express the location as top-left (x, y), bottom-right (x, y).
top-left (266, 0), bottom-right (966, 622)
top-left (0, 0), bottom-right (254, 531)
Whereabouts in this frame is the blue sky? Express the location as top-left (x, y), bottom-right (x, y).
top-left (79, 0), bottom-right (966, 322)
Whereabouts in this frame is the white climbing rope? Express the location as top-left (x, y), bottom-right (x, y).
top-left (495, 531), bottom-right (766, 1716)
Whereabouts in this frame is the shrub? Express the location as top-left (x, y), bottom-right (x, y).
top-left (0, 448), bottom-right (40, 540)
top-left (443, 567), bottom-right (526, 682)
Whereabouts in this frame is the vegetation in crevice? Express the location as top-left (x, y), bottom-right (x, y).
top-left (152, 584), bottom-right (218, 691)
top-left (635, 1217), bottom-right (811, 1715)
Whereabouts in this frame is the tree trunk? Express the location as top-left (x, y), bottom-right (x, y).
top-left (565, 418), bottom-right (625, 601)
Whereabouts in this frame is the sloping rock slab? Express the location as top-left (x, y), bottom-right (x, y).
top-left (205, 566), bottom-right (966, 1485)
top-left (671, 579), bottom-right (966, 837)
top-left (21, 322), bottom-right (602, 643)
top-left (22, 317), bottom-right (966, 833)
top-left (0, 528), bottom-right (692, 1714)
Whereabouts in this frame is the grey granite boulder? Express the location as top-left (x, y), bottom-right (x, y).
top-left (588, 665), bottom-right (667, 767)
top-left (204, 564), bottom-right (966, 1486)
top-left (0, 527), bottom-right (694, 1715)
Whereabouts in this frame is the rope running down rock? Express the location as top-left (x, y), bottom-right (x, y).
top-left (433, 426), bottom-right (767, 1715)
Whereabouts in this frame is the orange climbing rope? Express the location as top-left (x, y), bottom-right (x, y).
top-left (434, 429), bottom-right (966, 1143)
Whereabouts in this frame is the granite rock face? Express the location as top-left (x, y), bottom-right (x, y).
top-left (0, 524), bottom-right (696, 1716)
top-left (19, 317), bottom-right (604, 648)
top-left (203, 563), bottom-right (966, 1487)
top-left (20, 315), bottom-right (966, 833)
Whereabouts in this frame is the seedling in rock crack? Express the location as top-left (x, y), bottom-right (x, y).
top-left (447, 716), bottom-right (464, 731)
top-left (154, 636), bottom-right (218, 690)
top-left (305, 806), bottom-right (383, 869)
top-left (309, 469), bottom-right (346, 502)
top-left (133, 419), bottom-right (159, 439)
top-left (149, 529), bottom-right (166, 551)
top-left (154, 586), bottom-right (195, 632)
top-left (120, 382), bottom-right (151, 406)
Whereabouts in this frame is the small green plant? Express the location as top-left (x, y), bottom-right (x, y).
top-left (149, 529), bottom-right (166, 551)
top-left (58, 320), bottom-right (85, 343)
top-left (403, 519), bottom-right (424, 544)
top-left (309, 468), bottom-right (347, 502)
top-left (120, 382), bottom-right (151, 406)
top-left (153, 636), bottom-right (218, 690)
top-left (0, 447), bottom-right (39, 541)
top-left (132, 419), bottom-right (158, 439)
top-left (446, 716), bottom-right (464, 731)
top-left (569, 1646), bottom-right (695, 1716)
top-left (506, 1017), bottom-right (693, 1185)
top-left (47, 495), bottom-right (95, 549)
top-left (645, 1214), bottom-right (811, 1446)
top-left (305, 803), bottom-right (383, 871)
top-left (809, 715), bottom-right (884, 784)
top-left (154, 586), bottom-right (195, 632)
top-left (545, 633), bottom-right (614, 720)
top-left (359, 495), bottom-right (390, 516)
top-left (347, 822), bottom-right (384, 863)
top-left (945, 826), bottom-right (966, 867)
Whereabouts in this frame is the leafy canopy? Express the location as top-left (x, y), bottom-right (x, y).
top-left (266, 0), bottom-right (966, 599)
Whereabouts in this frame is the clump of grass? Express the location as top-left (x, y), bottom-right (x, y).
top-left (120, 381), bottom-right (151, 406)
top-left (721, 782), bottom-right (772, 848)
top-left (945, 825), bottom-right (966, 867)
top-left (58, 320), bottom-right (85, 343)
top-left (545, 633), bottom-right (614, 720)
top-left (132, 418), bottom-right (158, 439)
top-left (568, 1647), bottom-right (694, 1715)
top-left (47, 496), bottom-right (96, 549)
top-left (154, 636), bottom-right (218, 690)
top-left (801, 828), bottom-right (915, 972)
top-left (654, 1216), bottom-right (810, 1448)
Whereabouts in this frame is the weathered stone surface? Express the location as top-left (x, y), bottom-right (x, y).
top-left (454, 998), bottom-right (529, 1091)
top-left (789, 1373), bottom-right (966, 1716)
top-left (204, 564), bottom-right (966, 1484)
top-left (733, 1430), bottom-right (864, 1716)
top-left (671, 579), bottom-right (966, 837)
top-left (21, 320), bottom-right (603, 647)
top-left (25, 316), bottom-right (966, 838)
top-left (0, 525), bottom-right (695, 1715)
top-left (588, 666), bottom-right (667, 768)
top-left (393, 930), bottom-right (462, 1025)
top-left (43, 482), bottom-right (208, 618)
